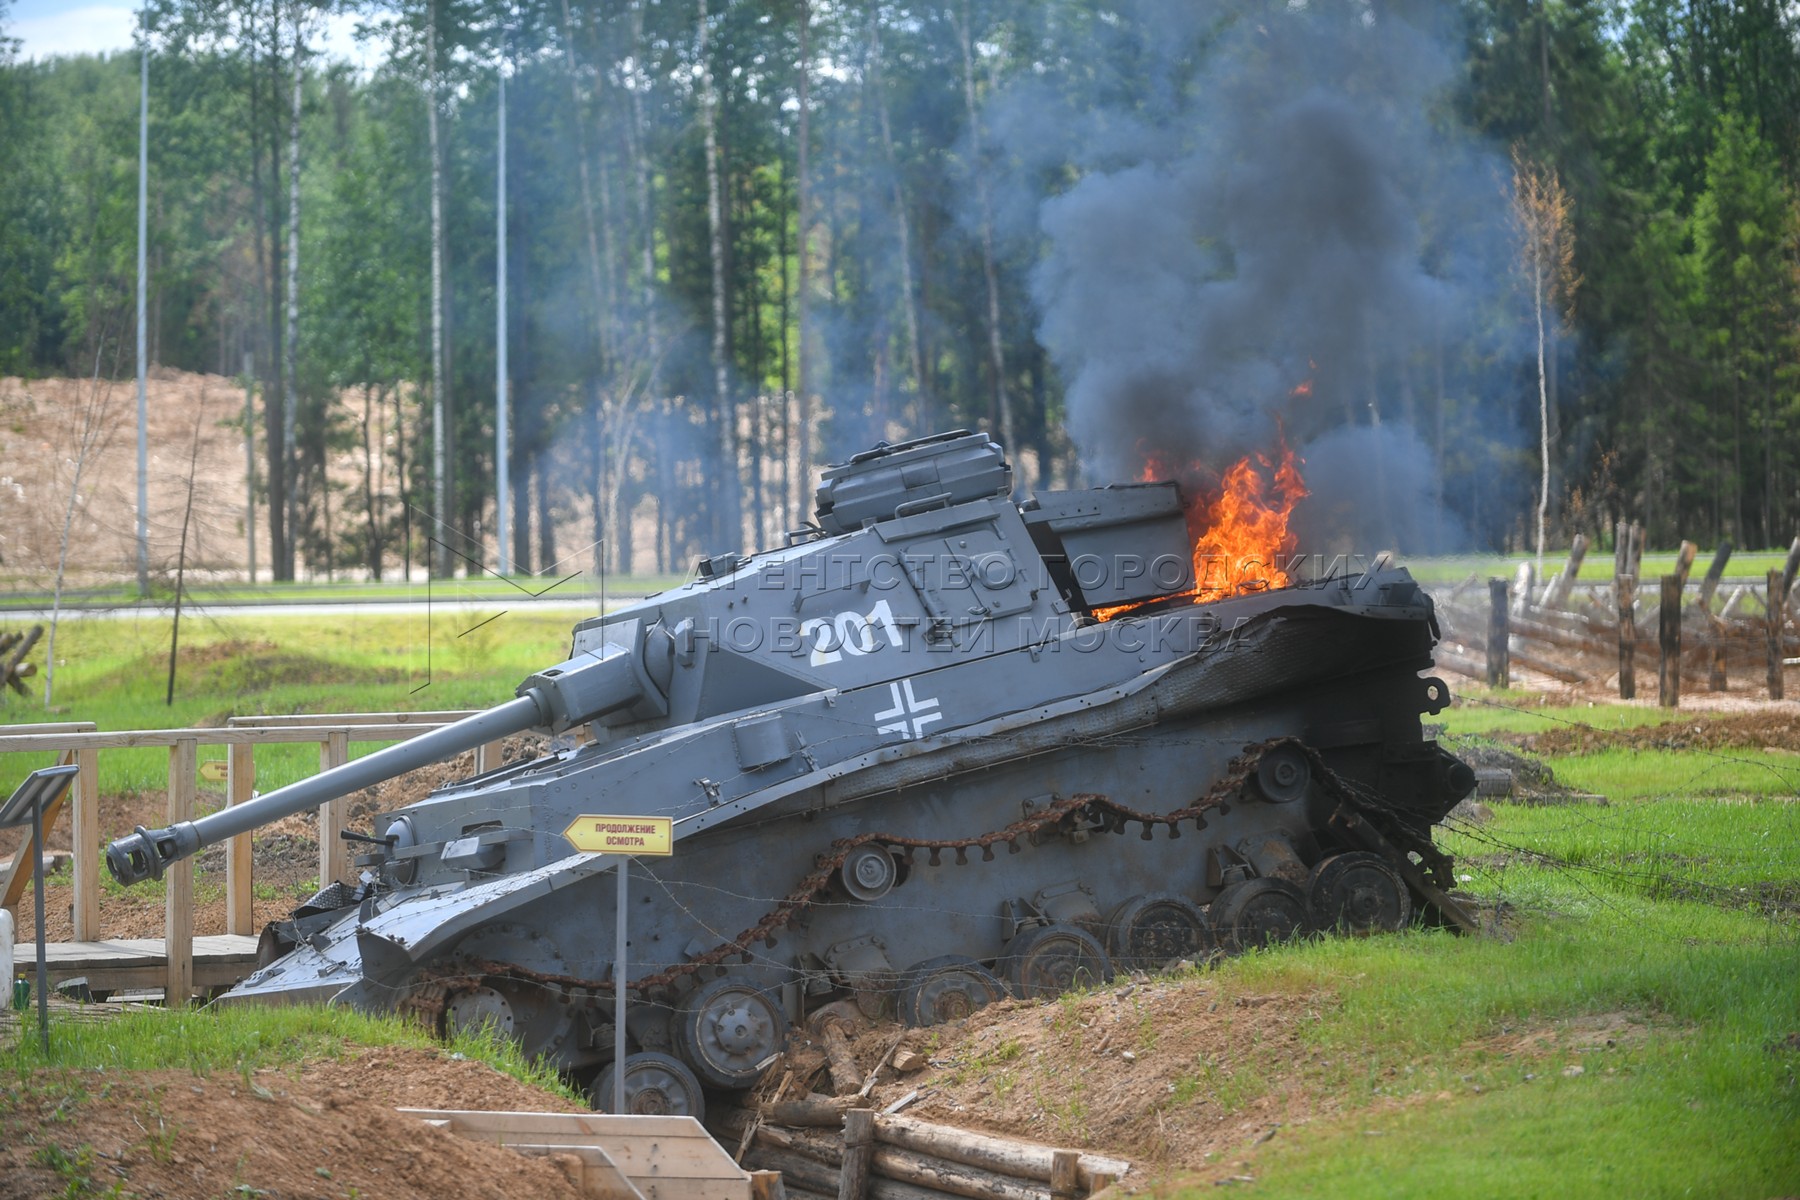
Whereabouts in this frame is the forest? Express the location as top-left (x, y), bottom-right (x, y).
top-left (0, 0), bottom-right (1797, 580)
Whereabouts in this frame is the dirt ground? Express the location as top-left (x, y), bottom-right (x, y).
top-left (1500, 709), bottom-right (1800, 757)
top-left (0, 1043), bottom-right (592, 1200)
top-left (766, 978), bottom-right (1658, 1186)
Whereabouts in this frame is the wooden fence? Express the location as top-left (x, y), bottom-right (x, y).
top-left (1433, 530), bottom-right (1800, 703)
top-left (0, 711), bottom-right (499, 1003)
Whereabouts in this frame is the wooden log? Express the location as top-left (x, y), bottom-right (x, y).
top-left (1673, 541), bottom-right (1697, 590)
top-left (841, 1109), bottom-right (876, 1200)
top-left (1542, 534), bottom-right (1588, 609)
top-left (1612, 521), bottom-right (1629, 578)
top-left (1659, 575), bottom-right (1682, 708)
top-left (1486, 579), bottom-right (1510, 688)
top-left (875, 1116), bottom-right (1130, 1193)
top-left (1707, 611), bottom-right (1728, 693)
top-left (743, 1119), bottom-right (1051, 1200)
top-left (1049, 1152), bottom-right (1079, 1200)
top-left (1, 624), bottom-right (42, 694)
top-left (1628, 523), bottom-right (1644, 578)
top-left (818, 1019), bottom-right (863, 1097)
top-left (1434, 650), bottom-right (1486, 681)
top-left (1617, 574), bottom-right (1636, 700)
top-left (1511, 562), bottom-right (1534, 616)
top-left (761, 1096), bottom-right (856, 1128)
top-left (747, 1138), bottom-right (1025, 1200)
top-left (1695, 541), bottom-right (1733, 612)
top-left (1770, 569), bottom-right (1787, 701)
top-left (753, 1169), bottom-right (789, 1200)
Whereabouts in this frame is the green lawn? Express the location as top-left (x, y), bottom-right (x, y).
top-left (1145, 691), bottom-right (1800, 1197)
top-left (1401, 547), bottom-right (1796, 585)
top-left (1, 606), bottom-right (577, 794)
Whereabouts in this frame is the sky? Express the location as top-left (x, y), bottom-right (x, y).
top-left (6, 0), bottom-right (379, 67)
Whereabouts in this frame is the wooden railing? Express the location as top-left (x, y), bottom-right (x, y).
top-left (0, 711), bottom-right (494, 1002)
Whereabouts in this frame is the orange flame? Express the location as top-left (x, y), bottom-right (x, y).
top-left (1094, 433), bottom-right (1308, 619)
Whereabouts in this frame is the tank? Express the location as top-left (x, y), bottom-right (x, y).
top-left (107, 430), bottom-right (1475, 1116)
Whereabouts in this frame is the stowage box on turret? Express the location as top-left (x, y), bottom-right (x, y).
top-left (108, 431), bottom-right (1475, 1116)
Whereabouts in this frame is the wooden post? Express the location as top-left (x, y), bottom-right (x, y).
top-left (1628, 523), bottom-right (1644, 579)
top-left (1695, 540), bottom-right (1733, 612)
top-left (1543, 533), bottom-right (1588, 609)
top-left (1616, 574), bottom-right (1636, 700)
top-left (1050, 1150), bottom-right (1081, 1200)
top-left (1673, 540), bottom-right (1697, 589)
top-left (475, 739), bottom-right (505, 774)
top-left (1770, 569), bottom-right (1787, 701)
top-left (70, 748), bottom-right (100, 940)
top-left (1659, 575), bottom-right (1681, 708)
top-left (751, 1170), bottom-right (788, 1200)
top-left (819, 1018), bottom-right (863, 1097)
top-left (1486, 578), bottom-right (1510, 688)
top-left (166, 736), bottom-right (198, 1005)
top-left (839, 1108), bottom-right (876, 1200)
top-left (1782, 536), bottom-right (1800, 615)
top-left (319, 730), bottom-right (350, 885)
top-left (226, 742), bottom-right (256, 936)
top-left (1511, 562), bottom-right (1534, 616)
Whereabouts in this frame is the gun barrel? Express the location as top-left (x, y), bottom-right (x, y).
top-left (105, 695), bottom-right (546, 886)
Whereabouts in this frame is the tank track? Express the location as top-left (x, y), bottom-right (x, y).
top-left (397, 738), bottom-right (1464, 1036)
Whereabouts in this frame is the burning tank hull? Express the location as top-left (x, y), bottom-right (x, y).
top-left (107, 431), bottom-right (1474, 1115)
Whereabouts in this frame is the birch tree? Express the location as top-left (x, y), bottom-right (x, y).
top-left (1511, 147), bottom-right (1577, 576)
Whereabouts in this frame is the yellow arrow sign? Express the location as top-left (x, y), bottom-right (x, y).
top-left (199, 760), bottom-right (230, 784)
top-left (562, 815), bottom-right (674, 857)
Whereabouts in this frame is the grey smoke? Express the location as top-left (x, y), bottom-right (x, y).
top-left (1008, 0), bottom-right (1515, 553)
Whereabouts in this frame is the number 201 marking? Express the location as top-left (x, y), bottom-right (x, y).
top-left (801, 598), bottom-right (904, 667)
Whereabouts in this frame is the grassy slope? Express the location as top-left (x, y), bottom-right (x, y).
top-left (1158, 690), bottom-right (1799, 1198)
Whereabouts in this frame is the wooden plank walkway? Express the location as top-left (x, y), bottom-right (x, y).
top-left (25, 935), bottom-right (260, 994)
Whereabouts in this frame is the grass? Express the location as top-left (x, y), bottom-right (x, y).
top-left (0, 1003), bottom-right (581, 1106)
top-left (0, 606), bottom-right (580, 795)
top-left (1144, 694), bottom-right (1800, 1198)
top-left (0, 572), bottom-right (685, 606)
top-left (1400, 548), bottom-right (1796, 585)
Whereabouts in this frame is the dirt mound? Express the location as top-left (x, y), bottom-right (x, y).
top-left (0, 1044), bottom-right (590, 1200)
top-left (1505, 711), bottom-right (1800, 757)
top-left (818, 977), bottom-right (1330, 1176)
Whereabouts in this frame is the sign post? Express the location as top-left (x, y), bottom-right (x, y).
top-left (562, 815), bottom-right (676, 1113)
top-left (1, 765), bottom-right (80, 1053)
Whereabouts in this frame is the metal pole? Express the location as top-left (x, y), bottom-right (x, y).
top-left (496, 60), bottom-right (510, 576)
top-left (614, 858), bottom-right (628, 1113)
top-left (135, 20), bottom-right (150, 598)
top-left (31, 800), bottom-right (49, 1053)
top-left (243, 351), bottom-right (256, 583)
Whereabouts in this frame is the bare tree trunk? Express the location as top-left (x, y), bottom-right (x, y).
top-left (362, 383), bottom-right (382, 580)
top-left (1534, 253), bottom-right (1549, 578)
top-left (285, 5), bottom-right (303, 575)
top-left (955, 0), bottom-right (1012, 455)
top-left (698, 0), bottom-right (740, 550)
top-left (256, 0), bottom-right (291, 581)
top-left (45, 348), bottom-right (119, 708)
top-left (794, 0), bottom-right (812, 526)
top-left (869, 18), bottom-right (926, 433)
top-left (428, 3), bottom-right (449, 577)
top-left (166, 400), bottom-right (207, 706)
